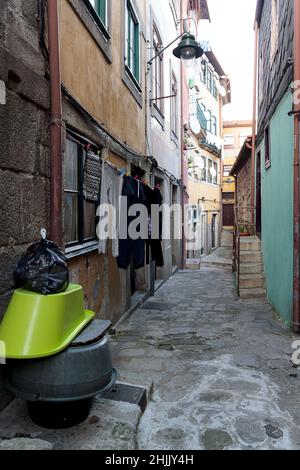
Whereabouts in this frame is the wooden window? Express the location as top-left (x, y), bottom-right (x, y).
top-left (264, 125), bottom-right (271, 168)
top-left (64, 136), bottom-right (99, 248)
top-left (152, 24), bottom-right (164, 114)
top-left (171, 71), bottom-right (178, 138)
top-left (125, 0), bottom-right (140, 84)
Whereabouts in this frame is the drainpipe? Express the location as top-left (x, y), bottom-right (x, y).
top-left (251, 20), bottom-right (259, 231)
top-left (180, 0), bottom-right (186, 269)
top-left (48, 0), bottom-right (63, 246)
top-left (293, 0), bottom-right (300, 333)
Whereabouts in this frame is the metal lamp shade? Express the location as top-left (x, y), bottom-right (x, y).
top-left (173, 33), bottom-right (204, 65)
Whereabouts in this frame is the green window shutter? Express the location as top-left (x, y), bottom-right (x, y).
top-left (97, 0), bottom-right (106, 25)
top-left (125, 1), bottom-right (140, 83)
top-left (133, 22), bottom-right (139, 81)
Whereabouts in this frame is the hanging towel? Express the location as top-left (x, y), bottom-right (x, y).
top-left (83, 150), bottom-right (102, 202)
top-left (98, 162), bottom-right (123, 258)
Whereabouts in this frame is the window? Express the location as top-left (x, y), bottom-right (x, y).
top-left (270, 0), bottom-right (279, 63)
top-left (64, 136), bottom-right (99, 248)
top-left (207, 110), bottom-right (212, 133)
top-left (223, 165), bottom-right (232, 177)
top-left (264, 125), bottom-right (271, 168)
top-left (152, 24), bottom-right (164, 115)
top-left (224, 135), bottom-right (235, 147)
top-left (208, 159), bottom-right (213, 184)
top-left (125, 1), bottom-right (140, 84)
top-left (201, 156), bottom-right (207, 182)
top-left (211, 116), bottom-right (217, 136)
top-left (213, 162), bottom-right (218, 185)
top-left (207, 69), bottom-right (213, 93)
top-left (223, 192), bottom-right (235, 200)
top-left (89, 0), bottom-right (107, 27)
top-left (171, 72), bottom-right (178, 138)
top-left (201, 61), bottom-right (207, 85)
top-left (213, 79), bottom-right (218, 100)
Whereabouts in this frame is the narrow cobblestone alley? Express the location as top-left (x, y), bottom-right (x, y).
top-left (111, 267), bottom-right (300, 450)
top-left (1, 266), bottom-right (300, 450)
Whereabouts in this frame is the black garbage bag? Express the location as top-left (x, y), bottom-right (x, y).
top-left (14, 238), bottom-right (69, 295)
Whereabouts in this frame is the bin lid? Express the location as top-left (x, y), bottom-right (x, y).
top-left (0, 284), bottom-right (95, 359)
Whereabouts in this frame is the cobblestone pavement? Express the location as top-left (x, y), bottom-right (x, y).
top-left (112, 268), bottom-right (300, 450)
top-left (1, 267), bottom-right (300, 450)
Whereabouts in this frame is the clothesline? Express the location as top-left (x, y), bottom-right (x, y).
top-left (84, 143), bottom-right (183, 190)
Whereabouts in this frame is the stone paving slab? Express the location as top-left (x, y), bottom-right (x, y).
top-left (1, 267), bottom-right (300, 450)
top-left (112, 268), bottom-right (300, 450)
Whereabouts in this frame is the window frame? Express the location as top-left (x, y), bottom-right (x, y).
top-left (152, 23), bottom-right (164, 115)
top-left (171, 70), bottom-right (179, 142)
top-left (125, 1), bottom-right (140, 85)
top-left (264, 124), bottom-right (271, 169)
top-left (122, 0), bottom-right (143, 106)
top-left (88, 0), bottom-right (108, 30)
top-left (64, 131), bottom-right (100, 256)
top-left (70, 0), bottom-right (112, 62)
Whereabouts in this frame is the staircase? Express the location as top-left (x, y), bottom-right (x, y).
top-left (239, 236), bottom-right (266, 299)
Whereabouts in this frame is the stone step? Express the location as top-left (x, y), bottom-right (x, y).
top-left (239, 263), bottom-right (264, 274)
top-left (239, 287), bottom-right (266, 299)
top-left (240, 274), bottom-right (265, 289)
top-left (240, 239), bottom-right (261, 251)
top-left (240, 251), bottom-right (262, 263)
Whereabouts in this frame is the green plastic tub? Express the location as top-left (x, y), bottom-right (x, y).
top-left (0, 284), bottom-right (95, 359)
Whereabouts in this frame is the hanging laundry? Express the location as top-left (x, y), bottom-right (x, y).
top-left (117, 176), bottom-right (147, 270)
top-left (98, 162), bottom-right (123, 258)
top-left (143, 185), bottom-right (164, 268)
top-left (83, 150), bottom-right (102, 202)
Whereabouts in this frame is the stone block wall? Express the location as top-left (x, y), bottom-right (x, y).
top-left (0, 0), bottom-right (50, 410)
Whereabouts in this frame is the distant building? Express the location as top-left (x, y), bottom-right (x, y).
top-left (222, 121), bottom-right (252, 228)
top-left (186, 45), bottom-right (231, 257)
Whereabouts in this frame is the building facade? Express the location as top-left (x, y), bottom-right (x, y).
top-left (186, 47), bottom-right (230, 257)
top-left (255, 0), bottom-right (295, 325)
top-left (222, 121), bottom-right (252, 228)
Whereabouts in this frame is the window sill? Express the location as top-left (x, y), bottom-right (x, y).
top-left (65, 241), bottom-right (98, 260)
top-left (69, 0), bottom-right (112, 63)
top-left (151, 104), bottom-right (165, 129)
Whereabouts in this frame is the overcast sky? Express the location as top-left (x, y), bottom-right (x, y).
top-left (200, 0), bottom-right (257, 121)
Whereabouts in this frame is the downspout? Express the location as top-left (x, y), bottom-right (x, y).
top-left (48, 0), bottom-right (63, 246)
top-left (293, 0), bottom-right (300, 333)
top-left (180, 0), bottom-right (186, 269)
top-left (251, 20), bottom-right (259, 231)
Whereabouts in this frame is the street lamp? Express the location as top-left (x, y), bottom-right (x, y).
top-left (147, 32), bottom-right (204, 69)
top-left (173, 33), bottom-right (204, 68)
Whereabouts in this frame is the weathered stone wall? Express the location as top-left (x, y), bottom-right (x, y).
top-left (236, 157), bottom-right (252, 230)
top-left (0, 0), bottom-right (50, 409)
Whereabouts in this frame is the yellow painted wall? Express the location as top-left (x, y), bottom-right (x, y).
top-left (59, 0), bottom-right (146, 155)
top-left (222, 121), bottom-right (252, 196)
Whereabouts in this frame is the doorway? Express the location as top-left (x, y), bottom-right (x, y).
top-left (256, 151), bottom-right (262, 237)
top-left (223, 204), bottom-right (234, 227)
top-left (212, 214), bottom-right (217, 248)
